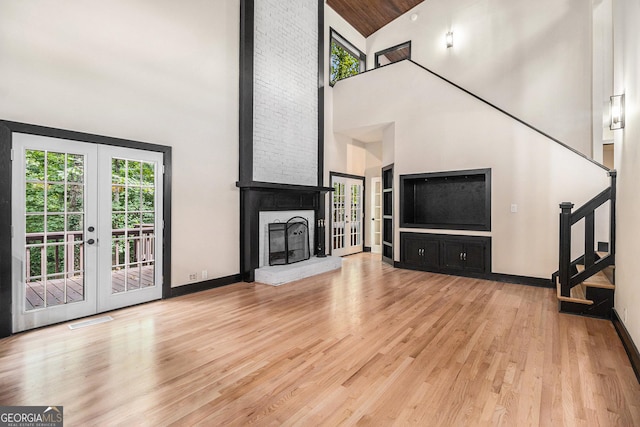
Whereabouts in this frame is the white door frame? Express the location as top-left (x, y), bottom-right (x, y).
top-left (370, 177), bottom-right (382, 254)
top-left (330, 172), bottom-right (365, 257)
top-left (97, 145), bottom-right (164, 312)
top-left (4, 123), bottom-right (171, 334)
top-left (12, 134), bottom-right (99, 332)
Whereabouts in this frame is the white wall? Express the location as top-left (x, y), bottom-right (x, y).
top-left (323, 4), bottom-right (367, 182)
top-left (0, 0), bottom-right (240, 287)
top-left (366, 0), bottom-right (593, 156)
top-left (253, 0), bottom-right (318, 186)
top-left (333, 62), bottom-right (610, 278)
top-left (592, 0), bottom-right (615, 163)
top-left (323, 4), bottom-right (368, 248)
top-left (612, 0), bottom-right (640, 350)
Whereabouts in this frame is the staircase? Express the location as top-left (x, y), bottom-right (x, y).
top-left (555, 171), bottom-right (617, 318)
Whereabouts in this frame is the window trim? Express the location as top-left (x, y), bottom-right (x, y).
top-left (329, 28), bottom-right (366, 86)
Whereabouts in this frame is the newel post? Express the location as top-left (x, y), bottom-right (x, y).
top-left (559, 202), bottom-right (574, 297)
top-left (609, 170), bottom-right (617, 259)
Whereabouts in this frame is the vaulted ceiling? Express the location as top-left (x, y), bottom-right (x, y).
top-left (327, 0), bottom-right (425, 37)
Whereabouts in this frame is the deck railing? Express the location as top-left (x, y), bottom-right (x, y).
top-left (25, 225), bottom-right (155, 282)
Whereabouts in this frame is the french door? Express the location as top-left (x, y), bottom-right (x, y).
top-left (331, 174), bottom-right (364, 257)
top-left (370, 177), bottom-right (382, 254)
top-left (12, 133), bottom-right (163, 332)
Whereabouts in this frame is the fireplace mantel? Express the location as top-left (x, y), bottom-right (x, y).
top-left (236, 181), bottom-right (332, 193)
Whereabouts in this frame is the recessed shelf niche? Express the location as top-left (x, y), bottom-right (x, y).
top-left (400, 168), bottom-right (491, 231)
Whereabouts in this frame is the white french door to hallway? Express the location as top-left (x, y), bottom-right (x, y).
top-left (331, 173), bottom-right (364, 257)
top-left (12, 133), bottom-right (164, 332)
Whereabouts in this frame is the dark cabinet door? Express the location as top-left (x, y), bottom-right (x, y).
top-left (400, 232), bottom-right (490, 274)
top-left (403, 236), bottom-right (424, 265)
top-left (402, 236), bottom-right (440, 269)
top-left (442, 240), bottom-right (466, 271)
top-left (464, 242), bottom-right (486, 273)
top-left (422, 240), bottom-right (440, 269)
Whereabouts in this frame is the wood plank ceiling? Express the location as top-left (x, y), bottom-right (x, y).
top-left (327, 0), bottom-right (425, 38)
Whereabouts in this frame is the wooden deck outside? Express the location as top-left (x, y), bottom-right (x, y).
top-left (25, 265), bottom-right (155, 310)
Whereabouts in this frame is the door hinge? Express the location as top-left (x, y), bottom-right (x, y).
top-left (11, 225), bottom-right (14, 238)
top-left (162, 165), bottom-right (165, 175)
top-left (10, 149), bottom-right (14, 161)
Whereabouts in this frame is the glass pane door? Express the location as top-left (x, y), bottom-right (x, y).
top-left (12, 134), bottom-right (98, 332)
top-left (332, 181), bottom-right (346, 252)
top-left (331, 175), bottom-right (364, 257)
top-left (350, 183), bottom-right (362, 247)
top-left (110, 158), bottom-right (156, 294)
top-left (12, 134), bottom-right (164, 332)
top-left (24, 149), bottom-right (86, 309)
top-left (98, 145), bottom-right (163, 312)
top-left (371, 177), bottom-right (382, 253)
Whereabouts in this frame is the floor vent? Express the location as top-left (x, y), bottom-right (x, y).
top-left (68, 316), bottom-right (114, 330)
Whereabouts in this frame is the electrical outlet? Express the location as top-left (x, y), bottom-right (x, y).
top-left (202, 270), bottom-right (208, 280)
top-left (511, 204), bottom-right (518, 213)
top-left (188, 273), bottom-right (197, 281)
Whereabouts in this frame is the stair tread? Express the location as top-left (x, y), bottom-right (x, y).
top-left (575, 265), bottom-right (615, 289)
top-left (556, 279), bottom-right (594, 305)
top-left (596, 251), bottom-right (609, 258)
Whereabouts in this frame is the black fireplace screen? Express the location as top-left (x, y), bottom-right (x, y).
top-left (268, 216), bottom-right (311, 266)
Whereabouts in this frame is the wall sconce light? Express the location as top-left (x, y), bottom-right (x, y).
top-left (610, 94), bottom-right (625, 130)
top-left (445, 31), bottom-right (454, 48)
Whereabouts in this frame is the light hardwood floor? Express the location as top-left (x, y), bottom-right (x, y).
top-left (1, 254), bottom-right (639, 426)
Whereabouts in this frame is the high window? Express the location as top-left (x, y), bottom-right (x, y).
top-left (330, 29), bottom-right (366, 86)
top-left (375, 41), bottom-right (411, 68)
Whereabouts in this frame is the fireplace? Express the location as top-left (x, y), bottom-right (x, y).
top-left (259, 210), bottom-right (314, 267)
top-left (237, 181), bottom-right (332, 281)
top-left (268, 216), bottom-right (310, 265)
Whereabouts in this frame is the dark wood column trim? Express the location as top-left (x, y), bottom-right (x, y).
top-left (317, 0), bottom-right (325, 189)
top-left (0, 124), bottom-right (12, 338)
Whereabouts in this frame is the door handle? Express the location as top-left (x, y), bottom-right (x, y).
top-left (88, 226), bottom-right (95, 232)
top-left (87, 239), bottom-right (96, 245)
top-left (460, 252), bottom-right (463, 260)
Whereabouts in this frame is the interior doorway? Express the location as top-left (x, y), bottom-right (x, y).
top-left (330, 173), bottom-right (364, 257)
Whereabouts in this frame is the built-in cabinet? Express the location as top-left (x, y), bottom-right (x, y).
top-left (400, 232), bottom-right (491, 275)
top-left (400, 169), bottom-right (491, 231)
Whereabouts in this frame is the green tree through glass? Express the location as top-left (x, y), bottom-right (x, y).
top-left (330, 41), bottom-right (361, 86)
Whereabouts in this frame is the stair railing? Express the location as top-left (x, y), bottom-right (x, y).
top-left (558, 171), bottom-right (616, 297)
